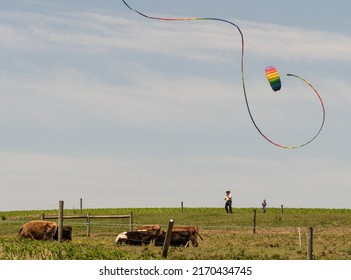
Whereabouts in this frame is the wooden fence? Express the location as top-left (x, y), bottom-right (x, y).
top-left (41, 212), bottom-right (133, 237)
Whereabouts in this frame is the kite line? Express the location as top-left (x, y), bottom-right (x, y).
top-left (122, 0), bottom-right (325, 149)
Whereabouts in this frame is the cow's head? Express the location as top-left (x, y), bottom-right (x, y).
top-left (115, 231), bottom-right (128, 244)
top-left (53, 225), bottom-right (72, 241)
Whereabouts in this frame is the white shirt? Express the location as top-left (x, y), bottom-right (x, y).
top-left (224, 193), bottom-right (232, 201)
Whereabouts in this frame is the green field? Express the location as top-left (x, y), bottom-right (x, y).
top-left (1, 207), bottom-right (351, 260)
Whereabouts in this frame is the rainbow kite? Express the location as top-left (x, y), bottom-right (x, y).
top-left (122, 1), bottom-right (326, 150)
top-left (265, 66), bottom-right (281, 92)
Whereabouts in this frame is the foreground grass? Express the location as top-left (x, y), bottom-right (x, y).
top-left (1, 208), bottom-right (351, 260)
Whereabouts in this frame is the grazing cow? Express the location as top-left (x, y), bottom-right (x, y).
top-left (115, 231), bottom-right (154, 245)
top-left (154, 231), bottom-right (192, 247)
top-left (18, 220), bottom-right (72, 241)
top-left (171, 225), bottom-right (202, 247)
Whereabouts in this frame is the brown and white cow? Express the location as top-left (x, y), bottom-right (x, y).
top-left (18, 220), bottom-right (72, 241)
top-left (115, 231), bottom-right (154, 245)
top-left (115, 225), bottom-right (161, 245)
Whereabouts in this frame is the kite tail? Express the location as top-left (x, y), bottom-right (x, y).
top-left (122, 0), bottom-right (325, 149)
top-left (286, 74), bottom-right (326, 148)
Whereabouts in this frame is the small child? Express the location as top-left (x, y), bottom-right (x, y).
top-left (262, 199), bottom-right (267, 213)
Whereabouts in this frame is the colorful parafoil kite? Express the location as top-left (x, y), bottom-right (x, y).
top-left (265, 66), bottom-right (281, 92)
top-left (122, 0), bottom-right (326, 149)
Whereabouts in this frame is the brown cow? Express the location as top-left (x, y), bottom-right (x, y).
top-left (172, 225), bottom-right (202, 247)
top-left (155, 231), bottom-right (192, 247)
top-left (18, 220), bottom-right (72, 241)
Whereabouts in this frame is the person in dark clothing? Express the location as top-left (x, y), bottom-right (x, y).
top-left (224, 190), bottom-right (233, 213)
top-left (262, 199), bottom-right (267, 213)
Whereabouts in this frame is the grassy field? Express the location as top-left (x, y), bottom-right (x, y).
top-left (1, 207), bottom-right (351, 260)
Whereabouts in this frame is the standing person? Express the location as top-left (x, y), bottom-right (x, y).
top-left (224, 190), bottom-right (233, 213)
top-left (262, 199), bottom-right (267, 213)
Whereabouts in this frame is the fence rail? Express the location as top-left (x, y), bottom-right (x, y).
top-left (41, 212), bottom-right (133, 237)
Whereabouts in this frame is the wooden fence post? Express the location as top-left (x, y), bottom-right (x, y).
top-left (86, 213), bottom-right (91, 237)
top-left (181, 201), bottom-right (184, 213)
top-left (307, 227), bottom-right (313, 260)
top-left (58, 201), bottom-right (64, 243)
top-left (40, 213), bottom-right (45, 220)
top-left (129, 212), bottom-right (133, 231)
top-left (162, 219), bottom-right (174, 258)
top-left (281, 204), bottom-right (284, 214)
top-left (253, 209), bottom-right (257, 234)
top-left (80, 198), bottom-right (83, 214)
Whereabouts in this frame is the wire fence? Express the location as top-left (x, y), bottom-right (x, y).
top-left (3, 216), bottom-right (351, 237)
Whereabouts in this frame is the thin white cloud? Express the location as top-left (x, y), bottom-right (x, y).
top-left (245, 21), bottom-right (351, 61)
top-left (1, 10), bottom-right (350, 61)
top-left (0, 65), bottom-right (243, 130)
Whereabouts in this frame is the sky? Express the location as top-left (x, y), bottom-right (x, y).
top-left (1, 0), bottom-right (351, 211)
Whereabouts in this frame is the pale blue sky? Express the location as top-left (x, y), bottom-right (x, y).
top-left (1, 0), bottom-right (351, 210)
